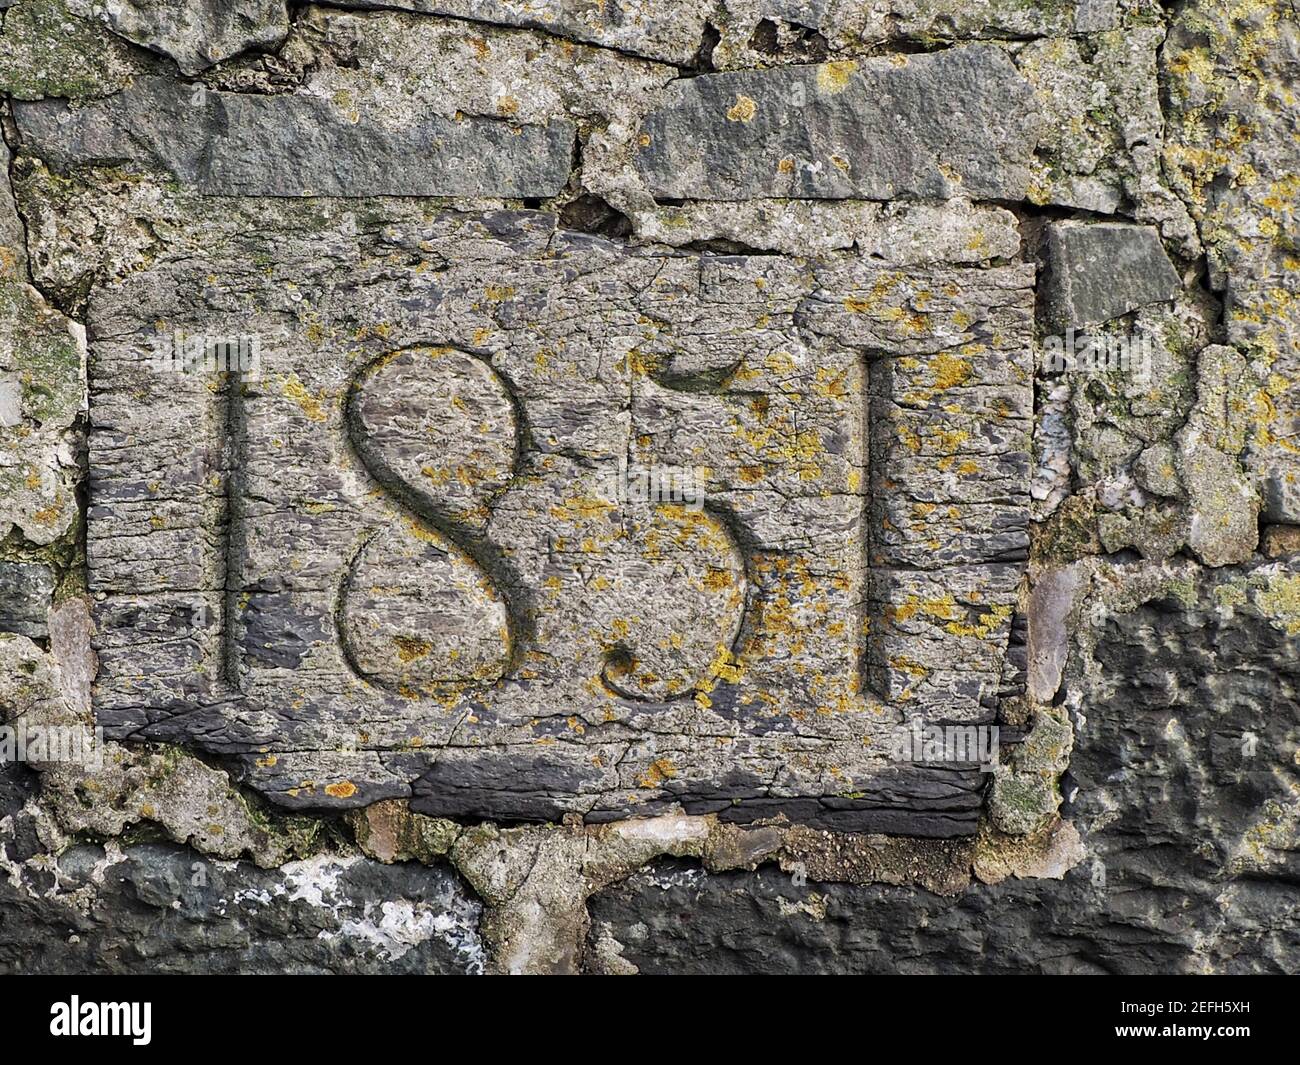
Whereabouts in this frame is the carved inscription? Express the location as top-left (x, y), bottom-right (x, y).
top-left (86, 211), bottom-right (1032, 834)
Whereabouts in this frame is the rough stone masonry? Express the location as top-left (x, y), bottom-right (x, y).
top-left (0, 0), bottom-right (1296, 975)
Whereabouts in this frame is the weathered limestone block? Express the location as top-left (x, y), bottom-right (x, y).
top-left (1163, 1), bottom-right (1300, 526)
top-left (0, 600), bottom-right (330, 866)
top-left (989, 704), bottom-right (1072, 835)
top-left (0, 247), bottom-right (84, 544)
top-left (102, 0), bottom-right (290, 75)
top-left (0, 0), bottom-right (147, 100)
top-left (1163, 0), bottom-right (1298, 295)
top-left (1040, 221), bottom-right (1180, 331)
top-left (1261, 457), bottom-right (1300, 526)
top-left (1175, 345), bottom-right (1260, 567)
top-left (635, 45), bottom-right (1041, 201)
top-left (80, 207), bottom-right (1031, 833)
top-left (348, 799), bottom-right (460, 864)
top-left (452, 816), bottom-right (713, 974)
top-left (0, 560), bottom-right (54, 636)
top-left (0, 136), bottom-right (25, 280)
top-left (630, 199), bottom-right (1022, 258)
top-left (1263, 525), bottom-right (1300, 558)
top-left (889, 0), bottom-right (1117, 38)
top-left (14, 77), bottom-right (577, 198)
top-left (1015, 27), bottom-right (1200, 246)
top-left (0, 0), bottom-right (1293, 979)
top-left (795, 261), bottom-right (1033, 718)
top-left (1048, 289), bottom-right (1214, 566)
top-left (1025, 563), bottom-right (1086, 705)
top-left (2, 134), bottom-right (83, 546)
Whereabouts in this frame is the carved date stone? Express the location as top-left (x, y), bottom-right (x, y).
top-left (85, 210), bottom-right (1031, 836)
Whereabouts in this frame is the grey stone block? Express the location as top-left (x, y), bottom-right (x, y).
top-left (103, 0), bottom-right (290, 75)
top-left (1262, 460), bottom-right (1300, 524)
top-left (0, 561), bottom-right (54, 638)
top-left (14, 78), bottom-right (577, 198)
top-left (1041, 221), bottom-right (1181, 331)
top-left (635, 45), bottom-right (1041, 201)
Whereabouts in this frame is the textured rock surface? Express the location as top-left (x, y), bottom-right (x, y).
top-left (1041, 222), bottom-right (1181, 330)
top-left (0, 130), bottom-right (83, 548)
top-left (102, 0), bottom-right (290, 75)
top-left (636, 46), bottom-right (1041, 201)
top-left (15, 79), bottom-right (577, 198)
top-left (0, 843), bottom-right (484, 974)
top-left (0, 0), bottom-right (1295, 975)
top-left (589, 564), bottom-right (1300, 974)
top-left (0, 560), bottom-right (53, 636)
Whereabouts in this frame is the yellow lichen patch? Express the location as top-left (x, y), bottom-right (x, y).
top-left (394, 636), bottom-right (432, 663)
top-left (325, 781), bottom-right (358, 799)
top-left (930, 353), bottom-right (973, 390)
top-left (701, 567), bottom-right (734, 591)
top-left (280, 373), bottom-right (329, 423)
top-left (892, 595), bottom-right (960, 625)
top-left (814, 367), bottom-right (848, 397)
top-left (549, 495), bottom-right (616, 522)
top-left (626, 347), bottom-right (662, 376)
top-left (945, 603), bottom-right (1013, 639)
top-left (300, 500), bottom-right (337, 515)
top-left (726, 94), bottom-right (758, 123)
top-left (816, 61), bottom-right (857, 95)
top-left (705, 643), bottom-right (743, 685)
top-left (1256, 572), bottom-right (1300, 635)
top-left (731, 417), bottom-right (827, 482)
top-left (403, 516), bottom-right (444, 543)
top-left (764, 350), bottom-right (797, 374)
top-left (639, 757), bottom-right (678, 788)
top-left (889, 655), bottom-right (929, 678)
top-left (655, 504), bottom-right (734, 555)
top-left (931, 428), bottom-right (970, 453)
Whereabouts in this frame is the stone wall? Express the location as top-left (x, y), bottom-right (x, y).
top-left (0, 0), bottom-right (1296, 974)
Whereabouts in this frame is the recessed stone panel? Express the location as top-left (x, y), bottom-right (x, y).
top-left (85, 210), bottom-right (1032, 834)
